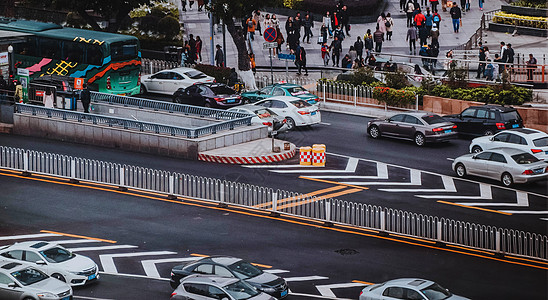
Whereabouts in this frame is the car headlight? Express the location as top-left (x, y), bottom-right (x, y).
top-left (259, 286), bottom-right (276, 293)
top-left (37, 292), bottom-right (56, 297)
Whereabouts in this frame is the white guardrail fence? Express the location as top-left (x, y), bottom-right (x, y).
top-left (1, 146), bottom-right (546, 261)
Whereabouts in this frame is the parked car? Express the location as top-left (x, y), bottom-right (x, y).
top-left (241, 83), bottom-right (319, 104)
top-left (443, 104), bottom-right (523, 137)
top-left (469, 128), bottom-right (548, 161)
top-left (0, 241), bottom-right (99, 286)
top-left (171, 275), bottom-right (275, 300)
top-left (228, 105), bottom-right (289, 134)
top-left (0, 261), bottom-right (73, 300)
top-left (170, 256), bottom-right (288, 299)
top-left (140, 67), bottom-right (214, 95)
top-left (452, 147), bottom-right (548, 186)
top-left (173, 83), bottom-right (243, 109)
top-left (253, 96), bottom-right (321, 130)
top-left (359, 278), bottom-right (470, 300)
top-left (367, 112), bottom-right (458, 146)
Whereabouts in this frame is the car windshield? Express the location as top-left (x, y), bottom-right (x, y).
top-left (511, 153), bottom-right (539, 164)
top-left (287, 86), bottom-right (307, 95)
top-left (290, 100), bottom-right (311, 108)
top-left (211, 86), bottom-right (236, 95)
top-left (40, 247), bottom-right (75, 263)
top-left (501, 111), bottom-right (521, 121)
top-left (254, 108), bottom-right (277, 119)
top-left (422, 114), bottom-right (446, 125)
top-left (227, 261), bottom-right (263, 279)
top-left (224, 280), bottom-right (260, 299)
top-left (420, 283), bottom-right (452, 300)
top-left (11, 267), bottom-right (48, 286)
top-left (184, 70), bottom-right (207, 79)
top-left (533, 137), bottom-right (548, 147)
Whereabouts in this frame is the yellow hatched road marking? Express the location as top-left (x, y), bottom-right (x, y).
top-left (438, 201), bottom-right (513, 215)
top-left (253, 185), bottom-right (347, 208)
top-left (40, 230), bottom-right (117, 244)
top-left (277, 188), bottom-right (363, 210)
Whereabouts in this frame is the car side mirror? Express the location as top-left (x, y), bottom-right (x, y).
top-left (489, 137), bottom-right (494, 141)
top-left (36, 260), bottom-right (46, 265)
top-left (472, 155), bottom-right (477, 159)
top-left (8, 282), bottom-right (18, 288)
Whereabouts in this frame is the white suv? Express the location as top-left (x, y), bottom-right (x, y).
top-left (469, 128), bottom-right (548, 160)
top-left (0, 241), bottom-right (99, 286)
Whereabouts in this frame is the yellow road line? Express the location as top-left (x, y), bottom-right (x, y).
top-left (277, 188), bottom-right (363, 210)
top-left (299, 176), bottom-right (369, 190)
top-left (352, 280), bottom-right (374, 285)
top-left (190, 253), bottom-right (209, 257)
top-left (40, 230), bottom-right (117, 244)
top-left (253, 185), bottom-right (346, 208)
top-left (438, 201), bottom-right (513, 215)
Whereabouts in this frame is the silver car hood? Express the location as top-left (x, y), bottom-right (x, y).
top-left (56, 254), bottom-right (96, 273)
top-left (248, 272), bottom-right (281, 286)
top-left (26, 277), bottom-right (72, 295)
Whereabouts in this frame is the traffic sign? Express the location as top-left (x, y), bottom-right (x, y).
top-left (277, 53), bottom-right (295, 61)
top-left (263, 42), bottom-right (278, 49)
top-left (263, 27), bottom-right (277, 42)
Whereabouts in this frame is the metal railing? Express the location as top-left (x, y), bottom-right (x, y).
top-left (1, 145), bottom-right (545, 261)
top-left (141, 58), bottom-right (180, 75)
top-left (14, 103), bottom-right (252, 139)
top-left (251, 74), bottom-right (318, 89)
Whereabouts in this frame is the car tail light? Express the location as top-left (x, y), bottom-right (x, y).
top-left (297, 110), bottom-right (310, 115)
top-left (360, 291), bottom-right (363, 296)
top-left (62, 81), bottom-right (68, 92)
top-left (496, 123), bottom-right (505, 129)
top-left (106, 76), bottom-right (111, 90)
top-left (170, 292), bottom-right (177, 298)
top-left (214, 97), bottom-right (223, 102)
top-left (432, 127), bottom-right (443, 132)
top-left (282, 119), bottom-right (287, 123)
top-left (522, 169), bottom-right (534, 175)
top-left (452, 125), bottom-right (457, 129)
top-left (531, 149), bottom-right (542, 154)
top-left (263, 122), bottom-right (272, 126)
top-left (137, 73), bottom-right (141, 86)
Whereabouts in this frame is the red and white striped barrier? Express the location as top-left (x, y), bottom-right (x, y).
top-left (198, 149), bottom-right (296, 164)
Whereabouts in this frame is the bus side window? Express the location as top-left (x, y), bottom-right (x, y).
top-left (39, 38), bottom-right (61, 60)
top-left (13, 37), bottom-right (37, 57)
top-left (63, 41), bottom-right (84, 63)
top-left (86, 45), bottom-right (103, 66)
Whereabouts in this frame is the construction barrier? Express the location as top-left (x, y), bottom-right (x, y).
top-left (312, 145), bottom-right (326, 167)
top-left (299, 147), bottom-right (312, 165)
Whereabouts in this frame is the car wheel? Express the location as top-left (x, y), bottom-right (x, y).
top-left (483, 129), bottom-right (494, 136)
top-left (140, 85), bottom-right (147, 95)
top-left (455, 163), bottom-right (466, 177)
top-left (501, 172), bottom-right (513, 187)
top-left (242, 97), bottom-right (250, 104)
top-left (285, 117), bottom-right (296, 130)
top-left (414, 132), bottom-right (425, 146)
top-left (471, 145), bottom-right (483, 153)
top-left (368, 125), bottom-right (380, 139)
top-left (51, 273), bottom-right (66, 282)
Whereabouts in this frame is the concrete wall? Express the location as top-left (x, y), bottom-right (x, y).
top-left (13, 114), bottom-right (268, 160)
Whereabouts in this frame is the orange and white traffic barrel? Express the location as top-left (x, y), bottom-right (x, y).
top-left (312, 146), bottom-right (326, 167)
top-left (299, 147), bottom-right (312, 165)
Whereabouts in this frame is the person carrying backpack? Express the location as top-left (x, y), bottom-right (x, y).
top-left (433, 10), bottom-right (441, 29)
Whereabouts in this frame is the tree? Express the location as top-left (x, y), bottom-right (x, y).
top-left (22, 0), bottom-right (150, 32)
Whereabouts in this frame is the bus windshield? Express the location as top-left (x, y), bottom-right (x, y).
top-left (111, 42), bottom-right (138, 61)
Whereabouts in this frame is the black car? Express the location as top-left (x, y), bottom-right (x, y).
top-left (443, 105), bottom-right (523, 137)
top-left (170, 256), bottom-right (288, 299)
top-left (172, 83), bottom-right (243, 109)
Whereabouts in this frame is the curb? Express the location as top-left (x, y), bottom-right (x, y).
top-left (198, 149), bottom-right (296, 164)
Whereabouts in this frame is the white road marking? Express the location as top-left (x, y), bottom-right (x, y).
top-left (264, 269), bottom-right (290, 274)
top-left (319, 122), bottom-right (331, 125)
top-left (418, 183), bottom-right (492, 199)
top-left (99, 271), bottom-right (170, 281)
top-left (69, 245), bottom-right (138, 252)
top-left (0, 233), bottom-right (58, 241)
top-left (455, 191), bottom-right (529, 207)
top-left (289, 292), bottom-right (352, 300)
top-left (446, 158), bottom-right (455, 161)
top-left (316, 282), bottom-right (369, 297)
top-left (284, 275), bottom-right (329, 282)
top-left (500, 211), bottom-right (548, 214)
top-left (141, 257), bottom-right (199, 278)
top-left (74, 296), bottom-right (115, 300)
top-left (55, 239), bottom-right (103, 244)
top-left (272, 156), bottom-right (359, 174)
top-left (99, 251), bottom-right (176, 274)
top-left (343, 169), bottom-right (422, 186)
top-left (308, 162), bottom-right (388, 179)
top-left (379, 175), bottom-right (456, 193)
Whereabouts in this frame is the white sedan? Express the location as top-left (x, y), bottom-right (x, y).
top-left (253, 96), bottom-right (321, 130)
top-left (453, 147), bottom-right (548, 186)
top-left (227, 105), bottom-right (289, 134)
top-left (0, 241), bottom-right (99, 286)
top-left (469, 128), bottom-right (548, 161)
top-left (140, 67), bottom-right (214, 95)
top-left (359, 278), bottom-right (469, 300)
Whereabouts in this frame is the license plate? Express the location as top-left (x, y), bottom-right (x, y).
top-left (545, 151), bottom-right (548, 155)
top-left (512, 124), bottom-right (519, 128)
top-left (444, 129), bottom-right (452, 133)
top-left (311, 111), bottom-right (317, 115)
top-left (88, 274), bottom-right (96, 281)
top-left (533, 168), bottom-right (543, 174)
top-left (281, 289), bottom-right (288, 297)
top-left (62, 297), bottom-right (71, 300)
top-left (226, 99), bottom-right (235, 103)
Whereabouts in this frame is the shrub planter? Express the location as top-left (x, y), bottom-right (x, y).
top-left (502, 5), bottom-right (548, 17)
top-left (488, 22), bottom-right (548, 37)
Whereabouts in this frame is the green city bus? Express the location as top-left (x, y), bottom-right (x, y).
top-left (0, 18), bottom-right (141, 95)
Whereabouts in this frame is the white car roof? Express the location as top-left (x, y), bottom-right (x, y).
top-left (261, 95), bottom-right (303, 102)
top-left (183, 274), bottom-right (239, 286)
top-left (0, 261), bottom-right (34, 273)
top-left (2, 241), bottom-right (59, 251)
top-left (384, 278), bottom-right (436, 289)
top-left (486, 147), bottom-right (533, 155)
top-left (498, 128), bottom-right (547, 139)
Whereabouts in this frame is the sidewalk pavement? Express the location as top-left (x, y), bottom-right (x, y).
top-left (178, 0), bottom-right (547, 70)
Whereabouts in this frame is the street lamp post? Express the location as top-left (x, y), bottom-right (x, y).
top-left (7, 45), bottom-right (14, 79)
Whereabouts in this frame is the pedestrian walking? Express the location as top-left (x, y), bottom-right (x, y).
top-left (254, 10), bottom-right (263, 36)
top-left (43, 88), bottom-right (54, 108)
top-left (303, 13), bottom-right (313, 44)
top-left (334, 25), bottom-right (345, 42)
top-left (321, 42), bottom-right (330, 66)
top-left (197, 0), bottom-right (204, 11)
top-left (401, 0), bottom-right (407, 11)
top-left (246, 15), bottom-right (257, 41)
top-left (377, 13), bottom-right (387, 39)
top-left (406, 0), bottom-right (415, 27)
top-left (195, 36), bottom-right (203, 62)
top-left (419, 44), bottom-right (431, 70)
top-left (414, 9), bottom-right (426, 28)
top-left (271, 14), bottom-right (280, 29)
top-left (485, 59), bottom-right (495, 81)
top-left (80, 83), bottom-right (90, 113)
top-left (430, 44), bottom-right (440, 73)
top-left (329, 36), bottom-right (342, 67)
top-left (181, 0), bottom-right (186, 12)
top-left (294, 13), bottom-right (302, 39)
top-left (385, 13), bottom-right (394, 41)
top-left (331, 12), bottom-right (340, 36)
top-left (494, 53), bottom-right (503, 80)
top-left (506, 43), bottom-right (515, 72)
top-left (460, 0), bottom-right (466, 12)
top-left (424, 8), bottom-right (433, 33)
top-left (476, 43), bottom-right (486, 78)
top-left (188, 0), bottom-right (194, 10)
top-left (288, 30), bottom-right (299, 51)
top-left (478, 0), bottom-right (483, 10)
top-left (275, 27), bottom-right (285, 54)
top-left (323, 11), bottom-right (333, 38)
top-left (13, 80), bottom-right (22, 103)
top-left (215, 44), bottom-right (224, 67)
top-left (264, 14), bottom-right (271, 29)
top-left (526, 54), bottom-right (537, 82)
top-left (430, 0), bottom-right (440, 12)
top-left (295, 43), bottom-right (308, 75)
top-left (406, 24), bottom-right (418, 54)
top-left (433, 10), bottom-right (441, 29)
top-left (373, 25), bottom-right (384, 53)
top-left (349, 46), bottom-right (357, 63)
top-left (188, 34), bottom-right (196, 64)
top-left (364, 29), bottom-right (374, 58)
top-left (285, 17), bottom-right (295, 38)
top-left (354, 36), bottom-right (364, 60)
top-left (340, 5), bottom-right (351, 36)
top-left (430, 24), bottom-right (439, 49)
top-left (249, 53), bottom-right (256, 74)
top-left (450, 2), bottom-right (462, 33)
top-left (418, 25), bottom-right (429, 47)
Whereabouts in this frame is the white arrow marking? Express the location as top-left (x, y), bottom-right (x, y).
top-left (68, 245), bottom-right (138, 252)
top-left (379, 175), bottom-right (456, 192)
top-left (307, 162), bottom-right (388, 179)
top-left (55, 239), bottom-right (103, 244)
top-left (141, 257), bottom-right (199, 278)
top-left (0, 233), bottom-right (58, 241)
top-left (99, 251), bottom-right (176, 274)
top-left (284, 276), bottom-right (329, 282)
top-left (418, 183), bottom-right (492, 199)
top-left (456, 191), bottom-right (529, 207)
top-left (316, 282), bottom-right (369, 298)
top-left (264, 269), bottom-right (290, 274)
top-left (343, 169), bottom-right (422, 186)
top-left (74, 296), bottom-right (115, 300)
top-left (500, 211), bottom-right (548, 214)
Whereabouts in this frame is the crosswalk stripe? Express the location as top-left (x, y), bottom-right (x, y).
top-left (99, 251), bottom-right (177, 273)
top-left (264, 269), bottom-right (290, 274)
top-left (419, 183), bottom-right (492, 199)
top-left (68, 245), bottom-right (138, 252)
top-left (456, 191), bottom-right (529, 207)
top-left (0, 233), bottom-right (58, 241)
top-left (141, 257), bottom-right (199, 278)
top-left (284, 275), bottom-right (328, 282)
top-left (379, 174), bottom-right (455, 192)
top-left (316, 282), bottom-right (369, 297)
top-left (343, 169), bottom-right (422, 185)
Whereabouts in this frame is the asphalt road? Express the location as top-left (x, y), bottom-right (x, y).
top-left (0, 174), bottom-right (546, 300)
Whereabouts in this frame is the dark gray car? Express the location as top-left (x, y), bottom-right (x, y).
top-left (367, 112), bottom-right (458, 146)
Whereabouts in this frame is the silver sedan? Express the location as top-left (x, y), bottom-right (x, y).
top-left (359, 278), bottom-right (469, 300)
top-left (452, 147), bottom-right (548, 186)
